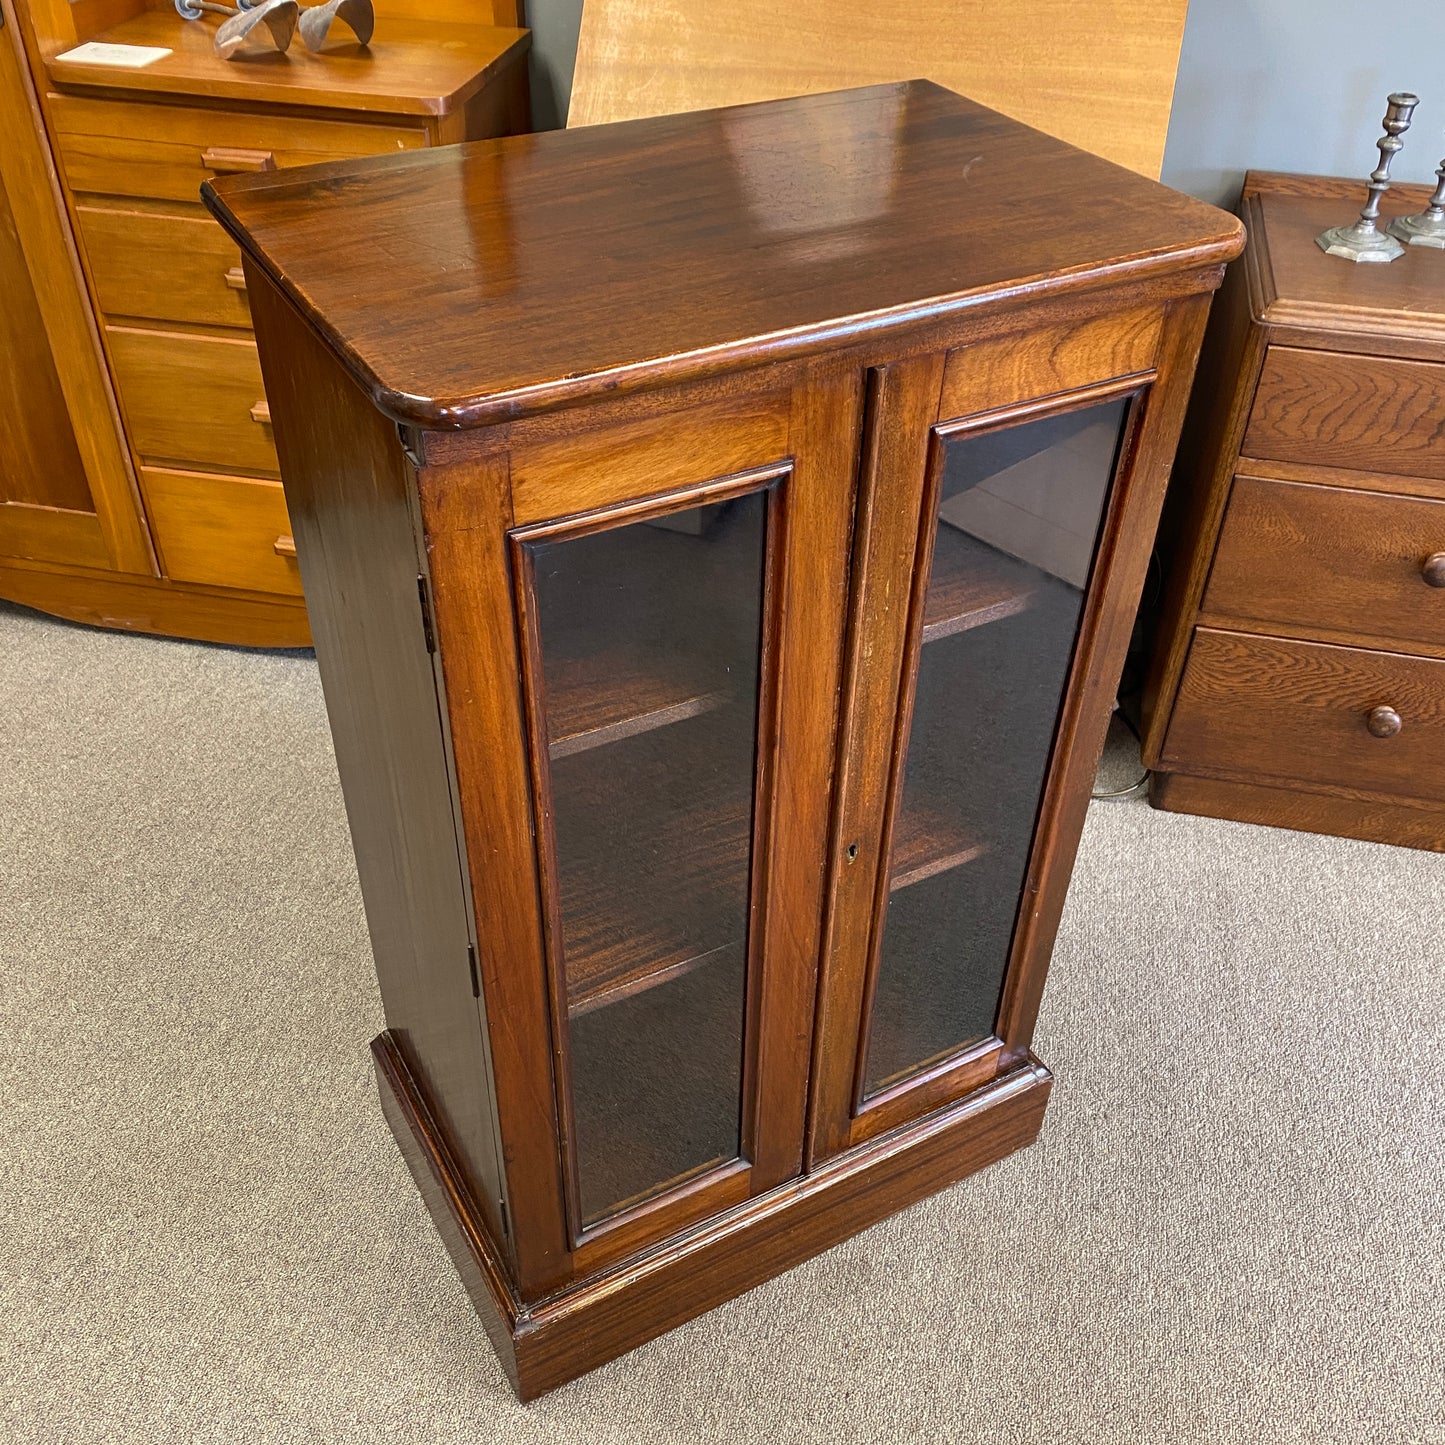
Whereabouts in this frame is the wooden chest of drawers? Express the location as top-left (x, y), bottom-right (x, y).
top-left (1142, 170), bottom-right (1445, 851)
top-left (0, 0), bottom-right (528, 647)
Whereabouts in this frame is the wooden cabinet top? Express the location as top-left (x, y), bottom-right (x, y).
top-left (206, 80), bottom-right (1242, 428)
top-left (45, 8), bottom-right (528, 118)
top-left (1238, 171), bottom-right (1445, 351)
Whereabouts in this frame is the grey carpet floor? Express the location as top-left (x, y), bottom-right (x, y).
top-left (1, 598), bottom-right (1442, 1444)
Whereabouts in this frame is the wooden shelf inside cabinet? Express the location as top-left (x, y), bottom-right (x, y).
top-left (553, 716), bottom-right (753, 1016)
top-left (890, 803), bottom-right (988, 891)
top-left (544, 643), bottom-right (731, 759)
top-left (528, 502), bottom-right (761, 760)
top-left (922, 525), bottom-right (1037, 644)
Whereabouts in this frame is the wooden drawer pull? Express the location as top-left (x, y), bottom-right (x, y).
top-left (1366, 705), bottom-right (1403, 738)
top-left (201, 146), bottom-right (277, 175)
top-left (224, 266), bottom-right (248, 293)
top-left (1423, 552), bottom-right (1445, 588)
top-left (250, 399), bottom-right (271, 426)
top-left (274, 534), bottom-right (297, 558)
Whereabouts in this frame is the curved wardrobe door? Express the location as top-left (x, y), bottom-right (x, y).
top-left (0, 1), bottom-right (149, 575)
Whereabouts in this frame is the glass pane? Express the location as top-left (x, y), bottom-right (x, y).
top-left (526, 493), bottom-right (768, 1225)
top-left (863, 399), bottom-right (1130, 1095)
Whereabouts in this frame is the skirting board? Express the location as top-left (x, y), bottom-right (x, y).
top-left (1149, 768), bottom-right (1445, 853)
top-left (372, 1029), bottom-right (1053, 1400)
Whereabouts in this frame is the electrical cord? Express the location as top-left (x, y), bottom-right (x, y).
top-left (1091, 698), bottom-right (1150, 800)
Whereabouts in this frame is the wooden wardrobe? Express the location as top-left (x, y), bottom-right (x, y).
top-left (0, 0), bottom-right (529, 647)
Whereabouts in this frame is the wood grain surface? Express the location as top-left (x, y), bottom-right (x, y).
top-left (1203, 475), bottom-right (1445, 653)
top-left (1243, 190), bottom-right (1445, 352)
top-left (206, 82), bottom-right (1242, 428)
top-left (1243, 346), bottom-right (1445, 482)
top-left (246, 261), bottom-right (513, 1256)
top-left (44, 8), bottom-right (529, 119)
top-left (1162, 628), bottom-right (1445, 804)
top-left (1149, 767), bottom-right (1445, 852)
top-left (106, 324), bottom-right (278, 475)
top-left (51, 91), bottom-right (426, 207)
top-left (77, 200), bottom-right (251, 331)
top-left (0, 0), bottom-right (150, 573)
top-left (938, 307), bottom-right (1161, 420)
top-left (0, 553), bottom-right (310, 644)
top-left (139, 465), bottom-right (301, 597)
top-left (568, 0), bottom-right (1189, 178)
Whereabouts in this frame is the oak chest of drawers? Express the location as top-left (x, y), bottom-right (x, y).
top-left (1, 0), bottom-right (528, 647)
top-left (1142, 171), bottom-right (1445, 851)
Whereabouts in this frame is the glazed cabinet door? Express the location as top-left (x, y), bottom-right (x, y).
top-left (417, 366), bottom-right (862, 1293)
top-left (810, 302), bottom-right (1210, 1159)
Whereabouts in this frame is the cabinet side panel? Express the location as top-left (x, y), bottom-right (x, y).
top-left (244, 262), bottom-right (505, 1241)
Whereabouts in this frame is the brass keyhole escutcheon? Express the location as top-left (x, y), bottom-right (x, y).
top-left (846, 841), bottom-right (859, 863)
top-left (1366, 705), bottom-right (1403, 738)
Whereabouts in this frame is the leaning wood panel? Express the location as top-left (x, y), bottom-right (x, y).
top-left (569, 0), bottom-right (1189, 178)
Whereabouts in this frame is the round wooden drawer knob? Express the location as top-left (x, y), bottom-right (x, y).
top-left (1366, 705), bottom-right (1403, 738)
top-left (1423, 552), bottom-right (1445, 588)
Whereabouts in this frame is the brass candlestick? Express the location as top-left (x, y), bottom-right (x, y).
top-left (1390, 155), bottom-right (1445, 248)
top-left (1317, 92), bottom-right (1419, 262)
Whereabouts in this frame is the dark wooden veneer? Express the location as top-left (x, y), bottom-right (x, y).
top-left (213, 82), bottom-right (1240, 1396)
top-left (205, 81), bottom-right (1239, 428)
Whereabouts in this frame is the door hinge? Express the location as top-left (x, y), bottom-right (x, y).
top-left (397, 422), bottom-right (424, 469)
top-left (416, 574), bottom-right (436, 654)
top-left (500, 1199), bottom-right (510, 1237)
top-left (466, 941), bottom-right (480, 998)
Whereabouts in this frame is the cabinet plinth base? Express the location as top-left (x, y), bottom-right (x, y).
top-left (0, 560), bottom-right (311, 648)
top-left (1148, 768), bottom-right (1445, 852)
top-left (372, 1030), bottom-right (1053, 1401)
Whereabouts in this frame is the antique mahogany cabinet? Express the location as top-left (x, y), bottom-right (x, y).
top-left (1143, 170), bottom-right (1445, 850)
top-left (205, 82), bottom-right (1243, 1397)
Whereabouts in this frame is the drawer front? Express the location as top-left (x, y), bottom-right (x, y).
top-left (77, 201), bottom-right (251, 330)
top-left (1163, 627), bottom-right (1445, 803)
top-left (50, 93), bottom-right (424, 205)
top-left (107, 325), bottom-right (278, 475)
top-left (1205, 475), bottom-right (1445, 650)
top-left (1243, 346), bottom-right (1445, 482)
top-left (140, 466), bottom-right (301, 597)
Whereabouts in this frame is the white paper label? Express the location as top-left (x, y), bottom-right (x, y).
top-left (55, 42), bottom-right (173, 69)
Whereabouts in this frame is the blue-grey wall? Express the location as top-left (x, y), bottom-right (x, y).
top-left (1161, 1), bottom-right (1445, 205)
top-left (524, 1), bottom-right (1445, 203)
top-left (525, 0), bottom-right (583, 131)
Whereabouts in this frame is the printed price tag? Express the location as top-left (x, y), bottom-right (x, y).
top-left (55, 42), bottom-right (173, 69)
